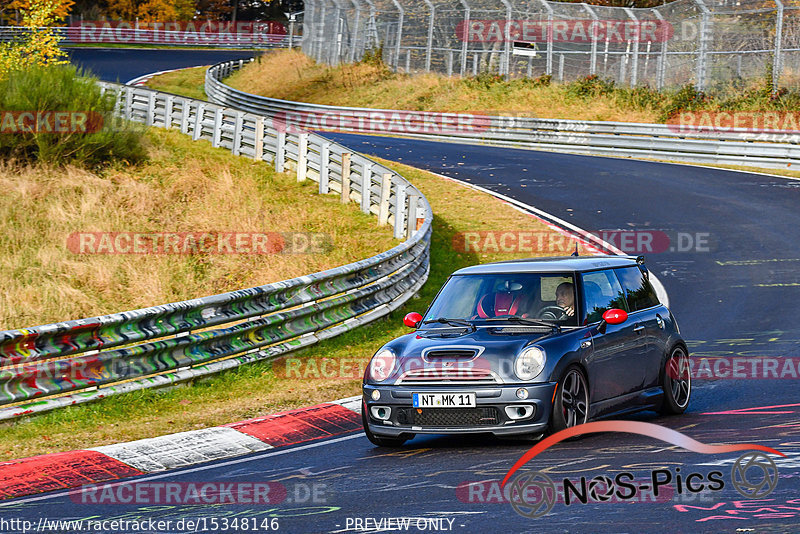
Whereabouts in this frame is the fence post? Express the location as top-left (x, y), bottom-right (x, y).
top-left (254, 116), bottom-right (264, 161)
top-left (624, 8), bottom-right (640, 87)
top-left (212, 108), bottom-right (223, 147)
top-left (349, 0), bottom-right (362, 63)
top-left (341, 152), bottom-right (351, 203)
top-left (773, 0), bottom-right (784, 91)
top-left (180, 98), bottom-right (189, 133)
top-left (653, 9), bottom-right (668, 89)
top-left (390, 0), bottom-right (404, 71)
top-left (583, 5), bottom-right (598, 75)
top-left (378, 173), bottom-right (392, 226)
top-left (276, 131), bottom-right (286, 172)
top-left (423, 0), bottom-right (435, 72)
top-left (193, 103), bottom-right (205, 141)
top-left (145, 92), bottom-right (156, 127)
top-left (693, 0), bottom-right (711, 92)
top-left (394, 182), bottom-right (407, 239)
top-left (320, 142), bottom-right (331, 193)
top-left (361, 162), bottom-right (373, 213)
top-left (459, 0), bottom-right (470, 76)
top-left (232, 111), bottom-right (243, 156)
top-left (536, 0), bottom-right (554, 76)
top-left (297, 133), bottom-right (309, 181)
top-left (124, 87), bottom-right (133, 121)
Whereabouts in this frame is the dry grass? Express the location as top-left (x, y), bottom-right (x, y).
top-left (223, 50), bottom-right (659, 123)
top-left (0, 128), bottom-right (397, 330)
top-left (0, 156), bottom-right (585, 461)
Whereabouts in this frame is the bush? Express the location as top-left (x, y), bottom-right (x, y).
top-left (658, 84), bottom-right (712, 121)
top-left (566, 74), bottom-right (616, 98)
top-left (0, 64), bottom-right (147, 167)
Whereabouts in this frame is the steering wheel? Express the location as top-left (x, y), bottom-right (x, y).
top-left (538, 306), bottom-right (566, 321)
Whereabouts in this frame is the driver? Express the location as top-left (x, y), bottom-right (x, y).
top-left (555, 282), bottom-right (575, 318)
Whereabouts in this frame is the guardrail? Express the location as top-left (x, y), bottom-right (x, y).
top-left (0, 26), bottom-right (300, 48)
top-left (0, 83), bottom-right (431, 421)
top-left (206, 58), bottom-right (800, 170)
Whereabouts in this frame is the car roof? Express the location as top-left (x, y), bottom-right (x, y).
top-left (452, 255), bottom-right (641, 275)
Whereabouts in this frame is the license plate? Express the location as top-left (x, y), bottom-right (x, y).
top-left (412, 392), bottom-right (476, 408)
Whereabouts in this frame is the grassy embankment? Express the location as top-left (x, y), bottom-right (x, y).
top-left (189, 49), bottom-right (800, 180)
top-left (0, 104), bottom-right (577, 461)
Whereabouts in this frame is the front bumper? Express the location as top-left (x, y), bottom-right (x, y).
top-left (363, 382), bottom-right (557, 437)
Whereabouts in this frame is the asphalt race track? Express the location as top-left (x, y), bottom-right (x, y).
top-left (5, 53), bottom-right (798, 533)
top-left (66, 48), bottom-right (255, 83)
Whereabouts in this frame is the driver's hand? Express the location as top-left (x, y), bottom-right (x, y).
top-left (564, 306), bottom-right (574, 316)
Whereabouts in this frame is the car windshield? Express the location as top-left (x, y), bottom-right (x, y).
top-left (423, 273), bottom-right (579, 326)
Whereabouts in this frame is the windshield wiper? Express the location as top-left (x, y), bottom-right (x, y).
top-left (422, 317), bottom-right (476, 331)
top-left (483, 315), bottom-right (561, 332)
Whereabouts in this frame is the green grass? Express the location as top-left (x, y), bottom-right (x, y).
top-left (144, 66), bottom-right (208, 101)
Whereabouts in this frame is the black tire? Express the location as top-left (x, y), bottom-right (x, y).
top-left (551, 365), bottom-right (589, 433)
top-left (660, 345), bottom-right (691, 414)
top-left (361, 400), bottom-right (411, 447)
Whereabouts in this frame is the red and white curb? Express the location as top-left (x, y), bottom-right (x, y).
top-left (0, 396), bottom-right (362, 501)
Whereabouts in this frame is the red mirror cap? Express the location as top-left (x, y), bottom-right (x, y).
top-left (603, 309), bottom-right (628, 325)
top-left (403, 312), bottom-right (423, 328)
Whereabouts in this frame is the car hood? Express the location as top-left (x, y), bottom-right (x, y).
top-left (379, 326), bottom-right (557, 383)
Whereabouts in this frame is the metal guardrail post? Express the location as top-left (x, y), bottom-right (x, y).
top-left (276, 131), bottom-right (286, 171)
top-left (254, 117), bottom-right (264, 161)
top-left (341, 152), bottom-right (351, 202)
top-left (165, 95), bottom-right (174, 129)
top-left (146, 92), bottom-right (156, 126)
top-left (212, 108), bottom-right (223, 147)
top-left (232, 111), bottom-right (244, 155)
top-left (407, 193), bottom-right (419, 239)
top-left (193, 103), bottom-right (205, 141)
top-left (378, 173), bottom-right (392, 225)
top-left (583, 5), bottom-right (599, 75)
top-left (693, 0), bottom-right (711, 92)
top-left (320, 142), bottom-right (331, 193)
top-left (297, 133), bottom-right (309, 181)
top-left (361, 161), bottom-right (373, 213)
top-left (773, 0), bottom-right (784, 91)
top-left (394, 181), bottom-right (407, 239)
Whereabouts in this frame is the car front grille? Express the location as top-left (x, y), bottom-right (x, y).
top-left (395, 368), bottom-right (500, 384)
top-left (397, 407), bottom-right (500, 427)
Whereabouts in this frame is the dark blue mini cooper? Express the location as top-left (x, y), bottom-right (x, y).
top-left (362, 256), bottom-right (691, 446)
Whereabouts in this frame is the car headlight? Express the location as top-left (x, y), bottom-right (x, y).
top-left (368, 348), bottom-right (396, 382)
top-left (515, 346), bottom-right (546, 381)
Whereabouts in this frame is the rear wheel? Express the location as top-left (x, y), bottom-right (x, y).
top-left (362, 400), bottom-right (411, 447)
top-left (660, 345), bottom-right (691, 414)
top-left (551, 365), bottom-right (589, 433)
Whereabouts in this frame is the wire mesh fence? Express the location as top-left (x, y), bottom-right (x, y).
top-left (302, 0), bottom-right (800, 92)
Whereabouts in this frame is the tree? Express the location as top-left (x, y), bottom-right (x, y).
top-left (105, 0), bottom-right (195, 21)
top-left (0, 0), bottom-right (72, 78)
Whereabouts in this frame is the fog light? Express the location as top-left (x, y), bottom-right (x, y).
top-left (371, 389), bottom-right (381, 401)
top-left (516, 388), bottom-right (529, 400)
top-left (370, 406), bottom-right (391, 420)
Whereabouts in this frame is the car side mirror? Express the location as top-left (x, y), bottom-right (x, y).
top-left (403, 312), bottom-right (423, 328)
top-left (597, 309), bottom-right (628, 334)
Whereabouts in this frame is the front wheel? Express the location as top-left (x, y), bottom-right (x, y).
top-left (362, 400), bottom-right (411, 447)
top-left (551, 365), bottom-right (589, 432)
top-left (660, 345), bottom-right (691, 414)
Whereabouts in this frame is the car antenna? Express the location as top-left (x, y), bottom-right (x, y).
top-left (571, 242), bottom-right (579, 256)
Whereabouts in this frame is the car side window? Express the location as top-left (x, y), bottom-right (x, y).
top-left (580, 269), bottom-right (627, 324)
top-left (614, 266), bottom-right (660, 311)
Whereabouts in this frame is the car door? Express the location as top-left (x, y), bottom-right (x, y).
top-left (614, 265), bottom-right (666, 390)
top-left (581, 269), bottom-right (646, 402)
